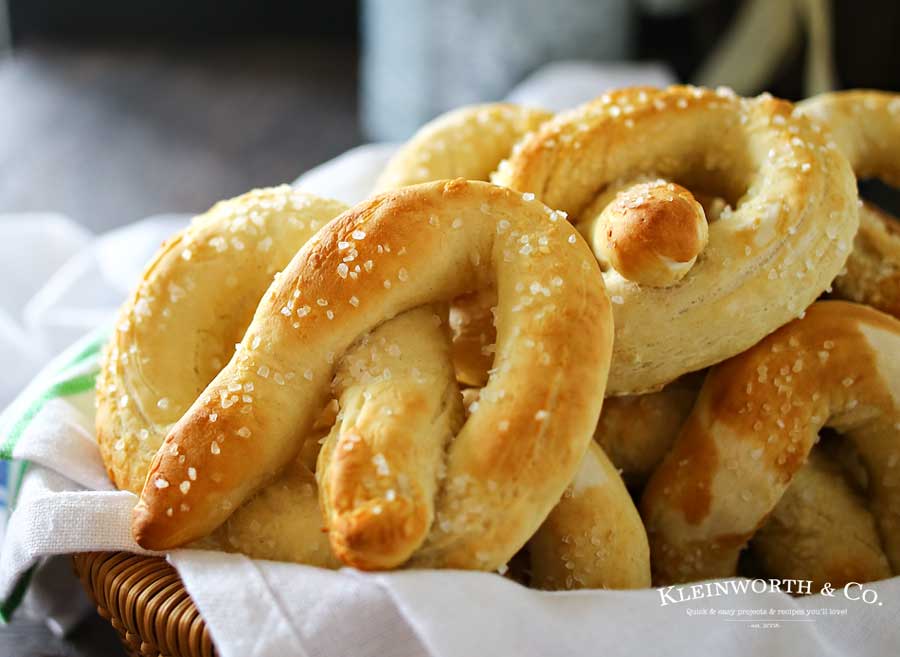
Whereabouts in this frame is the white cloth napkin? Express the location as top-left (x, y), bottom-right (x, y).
top-left (5, 60), bottom-right (898, 656)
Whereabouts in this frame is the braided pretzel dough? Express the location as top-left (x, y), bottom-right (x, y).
top-left (374, 113), bottom-right (649, 582)
top-left (800, 90), bottom-right (900, 318)
top-left (131, 180), bottom-right (614, 573)
top-left (493, 86), bottom-right (859, 395)
top-left (641, 301), bottom-right (900, 585)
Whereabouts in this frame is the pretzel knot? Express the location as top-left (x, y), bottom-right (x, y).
top-left (130, 179), bottom-right (615, 572)
top-left (581, 179), bottom-right (709, 288)
top-left (641, 301), bottom-right (900, 585)
top-left (492, 86), bottom-right (859, 395)
top-left (800, 90), bottom-right (900, 319)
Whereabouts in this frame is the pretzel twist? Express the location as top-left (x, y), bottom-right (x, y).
top-left (131, 179), bottom-right (614, 573)
top-left (641, 301), bottom-right (900, 585)
top-left (492, 86), bottom-right (859, 394)
top-left (800, 90), bottom-right (900, 318)
top-left (375, 103), bottom-right (553, 387)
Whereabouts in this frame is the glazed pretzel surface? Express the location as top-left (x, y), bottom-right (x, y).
top-left (492, 86), bottom-right (859, 394)
top-left (641, 301), bottom-right (900, 585)
top-left (131, 179), bottom-right (614, 573)
top-left (800, 90), bottom-right (900, 318)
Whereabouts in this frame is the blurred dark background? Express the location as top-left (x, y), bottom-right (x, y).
top-left (1, 0), bottom-right (898, 234)
top-left (0, 1), bottom-right (898, 655)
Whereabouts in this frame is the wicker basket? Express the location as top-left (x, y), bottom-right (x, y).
top-left (72, 552), bottom-right (216, 657)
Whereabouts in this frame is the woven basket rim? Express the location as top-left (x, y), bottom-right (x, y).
top-left (73, 551), bottom-right (216, 657)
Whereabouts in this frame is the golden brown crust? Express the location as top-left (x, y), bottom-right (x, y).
top-left (198, 457), bottom-right (340, 568)
top-left (594, 375), bottom-right (702, 487)
top-left (448, 289), bottom-right (497, 387)
top-left (317, 306), bottom-right (464, 569)
top-left (529, 442), bottom-right (650, 590)
top-left (586, 180), bottom-right (709, 288)
top-left (493, 86), bottom-right (859, 395)
top-left (132, 180), bottom-right (614, 573)
top-left (799, 91), bottom-right (900, 319)
top-left (834, 203), bottom-right (900, 318)
top-left (641, 301), bottom-right (900, 584)
top-left (750, 450), bottom-right (892, 589)
top-left (374, 104), bottom-right (554, 388)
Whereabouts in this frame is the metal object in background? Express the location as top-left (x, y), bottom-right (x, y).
top-left (361, 0), bottom-right (634, 141)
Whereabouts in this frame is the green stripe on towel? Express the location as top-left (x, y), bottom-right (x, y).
top-left (0, 329), bottom-right (107, 460)
top-left (0, 565), bottom-right (35, 624)
top-left (0, 372), bottom-right (99, 460)
top-left (0, 329), bottom-right (108, 620)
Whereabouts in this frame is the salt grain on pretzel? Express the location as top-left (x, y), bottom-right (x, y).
top-left (96, 186), bottom-right (347, 494)
top-left (132, 180), bottom-right (614, 573)
top-left (595, 373), bottom-right (892, 587)
top-left (800, 90), bottom-right (900, 318)
top-left (493, 86), bottom-right (859, 395)
top-left (641, 301), bottom-right (900, 585)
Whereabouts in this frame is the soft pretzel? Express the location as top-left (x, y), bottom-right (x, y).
top-left (373, 103), bottom-right (552, 193)
top-left (96, 186), bottom-right (347, 494)
top-left (641, 301), bottom-right (900, 585)
top-left (375, 103), bottom-right (553, 386)
top-left (493, 86), bottom-right (859, 394)
top-left (594, 375), bottom-right (892, 586)
top-left (594, 375), bottom-right (701, 488)
top-left (317, 304), bottom-right (464, 569)
top-left (458, 387), bottom-right (650, 589)
top-left (131, 179), bottom-right (614, 573)
top-left (800, 90), bottom-right (900, 318)
top-left (750, 449), bottom-right (892, 588)
top-left (529, 441), bottom-right (650, 590)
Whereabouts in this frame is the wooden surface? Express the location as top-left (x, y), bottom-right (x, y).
top-left (0, 39), bottom-right (360, 232)
top-left (0, 39), bottom-right (359, 656)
